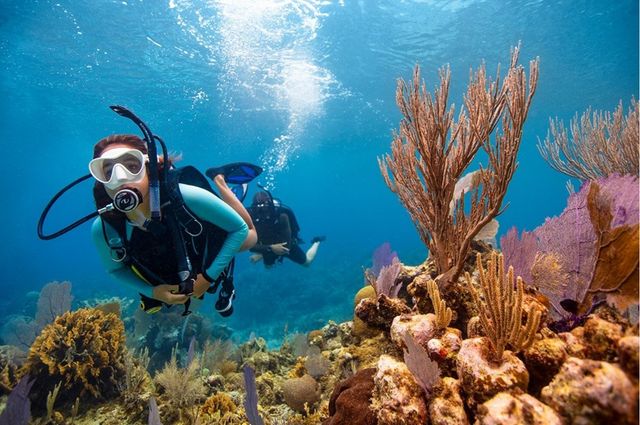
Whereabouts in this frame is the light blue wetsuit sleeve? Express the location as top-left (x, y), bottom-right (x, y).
top-left (91, 218), bottom-right (154, 298)
top-left (179, 183), bottom-right (248, 281)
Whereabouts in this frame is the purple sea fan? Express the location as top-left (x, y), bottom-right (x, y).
top-left (371, 242), bottom-right (398, 276)
top-left (501, 227), bottom-right (537, 285)
top-left (500, 174), bottom-right (639, 318)
top-left (402, 333), bottom-right (440, 397)
top-left (501, 185), bottom-right (596, 318)
top-left (596, 174), bottom-right (639, 227)
top-left (186, 336), bottom-right (196, 367)
top-left (35, 281), bottom-right (73, 328)
top-left (376, 257), bottom-right (403, 298)
top-left (533, 185), bottom-right (597, 307)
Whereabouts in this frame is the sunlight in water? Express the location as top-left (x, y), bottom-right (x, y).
top-left (171, 0), bottom-right (340, 188)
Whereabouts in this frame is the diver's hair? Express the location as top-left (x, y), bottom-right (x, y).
top-left (252, 191), bottom-right (272, 206)
top-left (93, 134), bottom-right (147, 158)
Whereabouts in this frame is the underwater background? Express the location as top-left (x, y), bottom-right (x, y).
top-left (0, 0), bottom-right (637, 346)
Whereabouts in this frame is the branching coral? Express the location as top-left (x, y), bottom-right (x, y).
top-left (21, 308), bottom-right (127, 406)
top-left (465, 252), bottom-right (541, 360)
top-left (426, 279), bottom-right (453, 330)
top-left (379, 46), bottom-right (539, 288)
top-left (538, 98), bottom-right (639, 180)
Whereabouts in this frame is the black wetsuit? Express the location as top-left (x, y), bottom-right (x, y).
top-left (248, 205), bottom-right (306, 265)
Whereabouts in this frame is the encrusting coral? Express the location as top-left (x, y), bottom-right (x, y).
top-left (21, 308), bottom-right (127, 408)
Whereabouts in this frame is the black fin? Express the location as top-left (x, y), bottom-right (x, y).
top-left (560, 299), bottom-right (579, 314)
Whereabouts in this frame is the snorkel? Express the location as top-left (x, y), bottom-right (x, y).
top-left (109, 105), bottom-right (167, 223)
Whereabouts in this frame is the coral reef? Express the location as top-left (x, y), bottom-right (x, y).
top-left (456, 337), bottom-right (529, 407)
top-left (199, 392), bottom-right (244, 423)
top-left (0, 345), bottom-right (24, 395)
top-left (522, 334), bottom-right (568, 394)
top-left (4, 48), bottom-right (637, 425)
top-left (352, 285), bottom-right (380, 338)
top-left (355, 294), bottom-right (411, 331)
top-left (21, 308), bottom-right (127, 408)
top-left (428, 377), bottom-right (468, 425)
top-left (617, 335), bottom-right (639, 376)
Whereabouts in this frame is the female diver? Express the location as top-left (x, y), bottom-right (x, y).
top-left (90, 134), bottom-right (256, 316)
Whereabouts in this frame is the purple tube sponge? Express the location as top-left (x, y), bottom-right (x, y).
top-left (0, 376), bottom-right (34, 425)
top-left (243, 364), bottom-right (264, 425)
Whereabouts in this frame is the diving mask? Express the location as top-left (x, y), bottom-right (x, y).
top-left (89, 148), bottom-right (148, 190)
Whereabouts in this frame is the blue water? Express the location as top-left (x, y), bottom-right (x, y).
top-left (1, 0), bottom-right (637, 343)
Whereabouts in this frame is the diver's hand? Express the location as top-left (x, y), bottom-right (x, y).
top-left (152, 284), bottom-right (188, 305)
top-left (250, 253), bottom-right (263, 263)
top-left (270, 242), bottom-right (289, 256)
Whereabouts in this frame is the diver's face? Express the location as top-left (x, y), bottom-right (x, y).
top-left (99, 143), bottom-right (150, 199)
top-left (252, 201), bottom-right (272, 222)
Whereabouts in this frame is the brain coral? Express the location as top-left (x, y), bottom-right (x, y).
top-left (22, 308), bottom-right (127, 405)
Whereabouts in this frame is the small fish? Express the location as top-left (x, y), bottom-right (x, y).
top-left (450, 170), bottom-right (499, 245)
top-left (548, 298), bottom-right (605, 333)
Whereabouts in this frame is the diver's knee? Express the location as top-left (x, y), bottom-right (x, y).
top-left (240, 230), bottom-right (258, 251)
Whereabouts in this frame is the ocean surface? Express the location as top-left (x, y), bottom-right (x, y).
top-left (0, 0), bottom-right (637, 344)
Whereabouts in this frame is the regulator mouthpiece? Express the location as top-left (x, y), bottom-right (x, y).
top-left (113, 188), bottom-right (142, 212)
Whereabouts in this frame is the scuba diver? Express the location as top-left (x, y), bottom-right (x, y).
top-left (247, 190), bottom-right (325, 267)
top-left (38, 106), bottom-right (262, 317)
